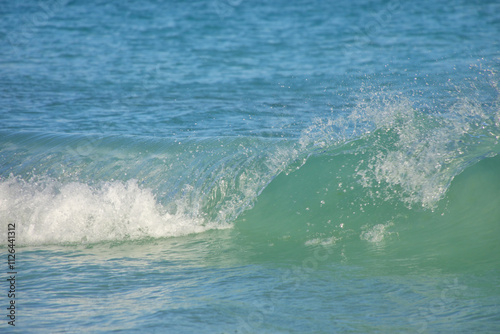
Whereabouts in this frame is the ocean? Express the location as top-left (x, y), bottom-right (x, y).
top-left (1, 0), bottom-right (499, 332)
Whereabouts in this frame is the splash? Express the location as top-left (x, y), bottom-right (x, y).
top-left (0, 176), bottom-right (227, 245)
top-left (356, 94), bottom-right (498, 208)
top-left (299, 81), bottom-right (500, 209)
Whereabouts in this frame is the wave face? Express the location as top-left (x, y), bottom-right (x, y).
top-left (1, 74), bottom-right (499, 251)
top-left (236, 86), bottom-right (500, 270)
top-left (0, 133), bottom-right (298, 244)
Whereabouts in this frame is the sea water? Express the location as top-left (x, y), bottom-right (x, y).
top-left (1, 0), bottom-right (499, 332)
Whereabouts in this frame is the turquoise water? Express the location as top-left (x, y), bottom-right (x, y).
top-left (1, 0), bottom-right (500, 332)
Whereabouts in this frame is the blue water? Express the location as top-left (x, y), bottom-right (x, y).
top-left (1, 0), bottom-right (500, 332)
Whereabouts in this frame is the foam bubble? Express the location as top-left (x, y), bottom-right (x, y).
top-left (304, 236), bottom-right (338, 246)
top-left (360, 223), bottom-right (394, 243)
top-left (0, 176), bottom-right (228, 246)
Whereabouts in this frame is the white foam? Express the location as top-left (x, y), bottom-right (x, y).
top-left (0, 176), bottom-right (229, 246)
top-left (360, 222), bottom-right (394, 243)
top-left (304, 236), bottom-right (338, 246)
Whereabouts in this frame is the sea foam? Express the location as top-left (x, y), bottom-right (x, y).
top-left (0, 176), bottom-right (227, 245)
